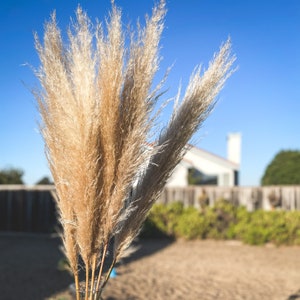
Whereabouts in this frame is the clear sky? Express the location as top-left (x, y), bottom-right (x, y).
top-left (0, 0), bottom-right (299, 186)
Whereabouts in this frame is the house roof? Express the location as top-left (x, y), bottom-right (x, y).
top-left (145, 141), bottom-right (240, 170)
top-left (182, 144), bottom-right (240, 170)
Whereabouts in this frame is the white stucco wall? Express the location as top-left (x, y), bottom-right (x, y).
top-left (166, 164), bottom-right (188, 187)
top-left (166, 146), bottom-right (239, 187)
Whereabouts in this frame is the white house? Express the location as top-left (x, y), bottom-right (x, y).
top-left (166, 133), bottom-right (241, 187)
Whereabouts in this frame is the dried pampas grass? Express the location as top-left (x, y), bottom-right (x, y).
top-left (33, 1), bottom-right (235, 299)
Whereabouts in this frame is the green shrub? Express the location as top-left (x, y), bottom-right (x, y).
top-left (206, 199), bottom-right (238, 239)
top-left (242, 226), bottom-right (272, 245)
top-left (144, 202), bottom-right (184, 237)
top-left (141, 217), bottom-right (170, 238)
top-left (175, 207), bottom-right (208, 239)
top-left (141, 201), bottom-right (300, 246)
top-left (228, 209), bottom-right (300, 245)
top-left (270, 211), bottom-right (300, 245)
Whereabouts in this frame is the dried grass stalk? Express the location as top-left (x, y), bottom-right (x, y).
top-left (33, 1), bottom-right (235, 299)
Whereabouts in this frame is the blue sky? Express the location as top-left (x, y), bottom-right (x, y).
top-left (0, 0), bottom-right (299, 186)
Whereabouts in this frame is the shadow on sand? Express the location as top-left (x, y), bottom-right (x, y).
top-left (119, 237), bottom-right (174, 265)
top-left (288, 290), bottom-right (300, 300)
top-left (0, 233), bottom-right (173, 300)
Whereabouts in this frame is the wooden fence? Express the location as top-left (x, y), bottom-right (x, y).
top-left (0, 185), bottom-right (57, 233)
top-left (159, 186), bottom-right (300, 211)
top-left (1, 185), bottom-right (300, 233)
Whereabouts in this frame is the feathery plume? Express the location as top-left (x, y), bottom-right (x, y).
top-left (33, 1), bottom-right (235, 299)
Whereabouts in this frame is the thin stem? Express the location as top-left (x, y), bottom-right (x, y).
top-left (89, 255), bottom-right (97, 300)
top-left (75, 273), bottom-right (80, 300)
top-left (101, 257), bottom-right (116, 291)
top-left (85, 264), bottom-right (90, 300)
top-left (95, 242), bottom-right (108, 295)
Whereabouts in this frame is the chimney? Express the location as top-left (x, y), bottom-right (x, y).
top-left (227, 133), bottom-right (241, 166)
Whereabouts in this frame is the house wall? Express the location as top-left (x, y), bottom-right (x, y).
top-left (167, 164), bottom-right (188, 187)
top-left (167, 149), bottom-right (238, 187)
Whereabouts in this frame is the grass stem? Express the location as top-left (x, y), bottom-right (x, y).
top-left (75, 273), bottom-right (80, 300)
top-left (85, 264), bottom-right (90, 300)
top-left (101, 258), bottom-right (116, 292)
top-left (95, 242), bottom-right (108, 296)
top-left (89, 255), bottom-right (97, 300)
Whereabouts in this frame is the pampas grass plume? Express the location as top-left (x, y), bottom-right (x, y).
top-left (33, 1), bottom-right (235, 299)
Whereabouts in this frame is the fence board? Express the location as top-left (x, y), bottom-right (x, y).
top-left (158, 186), bottom-right (300, 212)
top-left (2, 185), bottom-right (300, 233)
top-left (0, 185), bottom-right (56, 233)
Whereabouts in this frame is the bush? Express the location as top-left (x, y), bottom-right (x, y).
top-left (142, 202), bottom-right (184, 238)
top-left (231, 210), bottom-right (300, 245)
top-left (176, 207), bottom-right (208, 239)
top-left (231, 210), bottom-right (272, 245)
top-left (206, 199), bottom-right (238, 239)
top-left (141, 218), bottom-right (170, 238)
top-left (141, 200), bottom-right (300, 246)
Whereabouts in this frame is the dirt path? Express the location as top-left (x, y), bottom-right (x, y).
top-left (101, 240), bottom-right (300, 300)
top-left (1, 234), bottom-right (300, 300)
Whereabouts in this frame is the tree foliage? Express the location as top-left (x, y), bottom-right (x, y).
top-left (261, 150), bottom-right (300, 186)
top-left (36, 176), bottom-right (53, 185)
top-left (0, 168), bottom-right (24, 184)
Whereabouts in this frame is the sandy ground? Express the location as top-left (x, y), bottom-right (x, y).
top-left (1, 234), bottom-right (300, 300)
